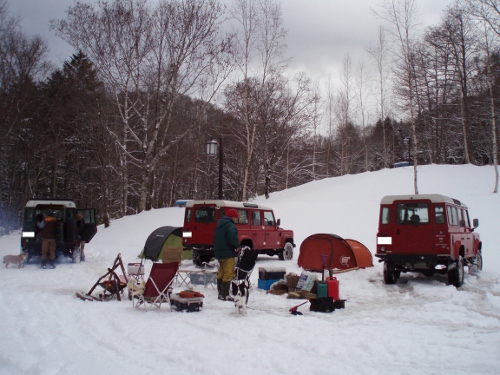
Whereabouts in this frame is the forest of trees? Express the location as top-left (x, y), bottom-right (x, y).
top-left (1, 0), bottom-right (499, 233)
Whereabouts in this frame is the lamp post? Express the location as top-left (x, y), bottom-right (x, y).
top-left (206, 138), bottom-right (223, 199)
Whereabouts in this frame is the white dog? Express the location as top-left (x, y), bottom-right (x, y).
top-left (3, 253), bottom-right (28, 268)
top-left (234, 295), bottom-right (247, 316)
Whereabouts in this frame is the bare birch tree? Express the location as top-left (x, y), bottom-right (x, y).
top-left (375, 0), bottom-right (420, 194)
top-left (229, 0), bottom-right (289, 200)
top-left (368, 26), bottom-right (391, 168)
top-left (463, 0), bottom-right (500, 191)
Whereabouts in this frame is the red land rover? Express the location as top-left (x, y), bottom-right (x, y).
top-left (182, 200), bottom-right (295, 266)
top-left (375, 194), bottom-right (482, 287)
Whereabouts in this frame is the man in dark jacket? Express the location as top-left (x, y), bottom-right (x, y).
top-left (41, 210), bottom-right (60, 269)
top-left (214, 209), bottom-right (240, 301)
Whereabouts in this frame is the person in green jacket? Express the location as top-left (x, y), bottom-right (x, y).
top-left (214, 208), bottom-right (240, 301)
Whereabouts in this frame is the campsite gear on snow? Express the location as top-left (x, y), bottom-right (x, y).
top-left (286, 273), bottom-right (300, 291)
top-left (189, 262), bottom-right (217, 288)
top-left (289, 301), bottom-right (308, 315)
top-left (171, 289), bottom-right (204, 312)
top-left (326, 276), bottom-right (339, 300)
top-left (316, 254), bottom-right (328, 298)
top-left (258, 267), bottom-right (286, 291)
top-left (334, 299), bottom-right (346, 309)
top-left (309, 297), bottom-right (335, 313)
top-left (259, 267), bottom-right (286, 280)
top-left (130, 262), bottom-right (178, 311)
top-left (139, 226), bottom-right (183, 263)
top-left (127, 262), bottom-right (144, 277)
top-left (298, 234), bottom-right (373, 272)
top-left (171, 293), bottom-right (204, 312)
top-left (295, 271), bottom-right (317, 292)
top-left (258, 279), bottom-right (280, 290)
top-left (76, 253), bottom-right (129, 301)
top-left (316, 282), bottom-right (328, 298)
top-left (230, 246), bottom-right (258, 303)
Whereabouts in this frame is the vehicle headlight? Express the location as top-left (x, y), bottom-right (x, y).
top-left (22, 232), bottom-right (35, 238)
top-left (183, 231), bottom-right (192, 238)
top-left (377, 237), bottom-right (392, 245)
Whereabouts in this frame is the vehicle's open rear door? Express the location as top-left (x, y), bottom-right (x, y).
top-left (79, 209), bottom-right (97, 243)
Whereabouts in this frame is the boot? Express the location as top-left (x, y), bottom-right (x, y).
top-left (41, 260), bottom-right (47, 269)
top-left (217, 279), bottom-right (223, 300)
top-left (49, 260), bottom-right (56, 269)
top-left (221, 281), bottom-right (234, 302)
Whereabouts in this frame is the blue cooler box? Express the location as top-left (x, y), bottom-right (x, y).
top-left (258, 278), bottom-right (280, 290)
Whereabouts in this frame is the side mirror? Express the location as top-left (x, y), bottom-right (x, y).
top-left (473, 218), bottom-right (479, 228)
top-left (277, 218), bottom-right (281, 228)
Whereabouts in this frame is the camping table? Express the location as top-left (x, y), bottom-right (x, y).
top-left (175, 270), bottom-right (192, 288)
top-left (175, 269), bottom-right (218, 289)
top-left (202, 270), bottom-right (217, 289)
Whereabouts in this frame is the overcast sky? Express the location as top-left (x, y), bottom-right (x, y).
top-left (8, 0), bottom-right (454, 88)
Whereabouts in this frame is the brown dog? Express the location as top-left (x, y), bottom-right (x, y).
top-left (3, 253), bottom-right (28, 268)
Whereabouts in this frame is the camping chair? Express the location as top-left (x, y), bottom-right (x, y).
top-left (231, 247), bottom-right (258, 303)
top-left (130, 262), bottom-right (179, 311)
top-left (77, 253), bottom-right (129, 301)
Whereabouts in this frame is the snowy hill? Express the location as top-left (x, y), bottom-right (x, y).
top-left (1, 164), bottom-right (500, 375)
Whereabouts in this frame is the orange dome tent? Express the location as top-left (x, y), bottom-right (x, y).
top-left (298, 233), bottom-right (373, 272)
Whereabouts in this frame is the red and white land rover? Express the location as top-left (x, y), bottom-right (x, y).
top-left (182, 200), bottom-right (295, 266)
top-left (375, 194), bottom-right (482, 287)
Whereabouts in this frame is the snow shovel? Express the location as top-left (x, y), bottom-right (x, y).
top-left (289, 301), bottom-right (308, 315)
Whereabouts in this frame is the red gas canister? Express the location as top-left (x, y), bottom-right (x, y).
top-left (326, 276), bottom-right (339, 300)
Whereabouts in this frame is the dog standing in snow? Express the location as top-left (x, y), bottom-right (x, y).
top-left (234, 295), bottom-right (246, 316)
top-left (3, 253), bottom-right (27, 268)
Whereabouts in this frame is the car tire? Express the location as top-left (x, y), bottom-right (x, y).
top-left (448, 256), bottom-right (464, 287)
top-left (383, 261), bottom-right (398, 284)
top-left (475, 253), bottom-right (483, 271)
top-left (279, 242), bottom-right (294, 260)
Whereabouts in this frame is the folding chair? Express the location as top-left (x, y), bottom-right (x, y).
top-left (130, 262), bottom-right (179, 311)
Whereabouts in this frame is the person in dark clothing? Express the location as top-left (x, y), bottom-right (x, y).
top-left (35, 213), bottom-right (44, 238)
top-left (41, 211), bottom-right (59, 269)
top-left (76, 213), bottom-right (86, 261)
top-left (214, 208), bottom-right (240, 301)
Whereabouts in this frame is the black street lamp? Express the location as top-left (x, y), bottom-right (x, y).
top-left (206, 138), bottom-right (223, 199)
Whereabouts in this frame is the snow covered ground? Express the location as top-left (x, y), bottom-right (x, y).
top-left (1, 164), bottom-right (499, 375)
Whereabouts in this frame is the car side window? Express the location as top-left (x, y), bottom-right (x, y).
top-left (464, 210), bottom-right (471, 228)
top-left (435, 206), bottom-right (445, 224)
top-left (447, 206), bottom-right (458, 226)
top-left (458, 209), bottom-right (465, 227)
top-left (381, 207), bottom-right (390, 224)
top-left (237, 209), bottom-right (248, 224)
top-left (252, 211), bottom-right (261, 226)
top-left (263, 211), bottom-right (275, 226)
